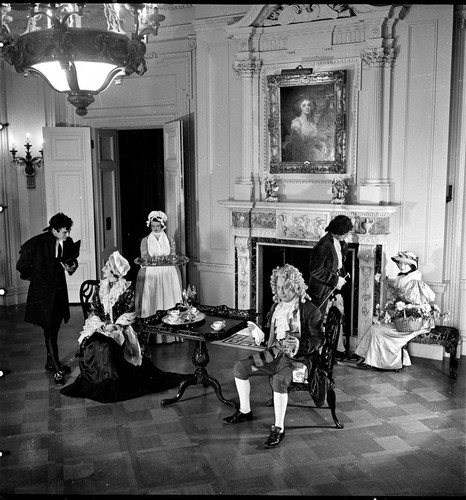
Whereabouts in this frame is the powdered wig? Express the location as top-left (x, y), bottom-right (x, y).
top-left (325, 215), bottom-right (353, 235)
top-left (270, 264), bottom-right (310, 303)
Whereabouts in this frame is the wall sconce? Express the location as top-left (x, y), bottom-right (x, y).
top-left (0, 122), bottom-right (9, 130)
top-left (10, 135), bottom-right (43, 189)
top-left (0, 204), bottom-right (6, 212)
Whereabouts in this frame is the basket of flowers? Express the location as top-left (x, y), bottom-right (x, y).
top-left (373, 278), bottom-right (449, 332)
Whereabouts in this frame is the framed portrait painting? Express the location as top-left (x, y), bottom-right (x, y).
top-left (267, 70), bottom-right (346, 174)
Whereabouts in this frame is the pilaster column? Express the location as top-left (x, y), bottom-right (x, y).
top-left (235, 236), bottom-right (253, 309)
top-left (357, 244), bottom-right (377, 344)
top-left (446, 5), bottom-right (466, 354)
top-left (356, 48), bottom-right (394, 204)
top-left (232, 59), bottom-right (262, 201)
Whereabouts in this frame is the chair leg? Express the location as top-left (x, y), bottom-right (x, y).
top-left (326, 387), bottom-right (344, 429)
top-left (449, 346), bottom-right (458, 379)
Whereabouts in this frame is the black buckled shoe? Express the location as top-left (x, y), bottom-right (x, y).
top-left (222, 409), bottom-right (253, 425)
top-left (264, 425), bottom-right (285, 448)
top-left (53, 371), bottom-right (65, 385)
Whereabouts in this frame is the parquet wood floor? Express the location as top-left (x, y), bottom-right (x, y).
top-left (0, 305), bottom-right (464, 496)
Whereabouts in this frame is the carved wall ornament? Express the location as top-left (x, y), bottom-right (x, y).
top-left (264, 175), bottom-right (279, 201)
top-left (232, 211), bottom-right (251, 228)
top-left (187, 33), bottom-right (197, 50)
top-left (265, 4), bottom-right (354, 26)
top-left (276, 212), bottom-right (327, 240)
top-left (232, 60), bottom-right (262, 78)
top-left (361, 48), bottom-right (395, 68)
top-left (361, 217), bottom-right (375, 234)
top-left (331, 177), bottom-right (348, 204)
top-left (251, 212), bottom-right (276, 229)
top-left (456, 5), bottom-right (466, 30)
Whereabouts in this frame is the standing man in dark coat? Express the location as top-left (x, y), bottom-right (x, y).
top-left (308, 215), bottom-right (354, 308)
top-left (308, 215), bottom-right (353, 356)
top-left (16, 212), bottom-right (79, 385)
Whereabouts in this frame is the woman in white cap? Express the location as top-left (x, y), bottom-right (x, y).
top-left (134, 211), bottom-right (183, 330)
top-left (60, 251), bottom-right (183, 403)
top-left (355, 251), bottom-right (435, 371)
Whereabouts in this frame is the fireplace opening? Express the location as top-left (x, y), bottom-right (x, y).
top-left (252, 239), bottom-right (359, 340)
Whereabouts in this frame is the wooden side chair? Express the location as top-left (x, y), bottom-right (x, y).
top-left (267, 305), bottom-right (345, 429)
top-left (79, 279), bottom-right (99, 320)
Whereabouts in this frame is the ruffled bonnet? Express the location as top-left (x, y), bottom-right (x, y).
top-left (146, 210), bottom-right (167, 229)
top-left (107, 250), bottom-right (130, 278)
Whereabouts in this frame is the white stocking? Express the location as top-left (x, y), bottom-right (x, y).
top-left (234, 377), bottom-right (251, 414)
top-left (273, 391), bottom-right (288, 431)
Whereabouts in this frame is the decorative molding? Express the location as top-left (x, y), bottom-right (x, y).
top-left (232, 59), bottom-right (262, 78)
top-left (235, 236), bottom-right (252, 309)
top-left (276, 212), bottom-right (327, 240)
top-left (456, 5), bottom-right (466, 29)
top-left (258, 38), bottom-right (288, 52)
top-left (333, 28), bottom-right (366, 45)
top-left (187, 33), bottom-right (197, 50)
top-left (361, 48), bottom-right (395, 68)
top-left (264, 4), bottom-right (354, 26)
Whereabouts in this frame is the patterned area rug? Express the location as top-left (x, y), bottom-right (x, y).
top-left (211, 327), bottom-right (265, 351)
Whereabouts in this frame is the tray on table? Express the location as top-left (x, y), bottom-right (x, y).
top-left (161, 312), bottom-right (206, 326)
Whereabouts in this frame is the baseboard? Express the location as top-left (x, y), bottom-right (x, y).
top-left (408, 342), bottom-right (444, 361)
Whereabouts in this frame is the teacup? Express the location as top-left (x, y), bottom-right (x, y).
top-left (211, 320), bottom-right (226, 331)
top-left (168, 310), bottom-right (180, 321)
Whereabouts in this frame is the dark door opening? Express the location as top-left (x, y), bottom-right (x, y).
top-left (118, 129), bottom-right (164, 284)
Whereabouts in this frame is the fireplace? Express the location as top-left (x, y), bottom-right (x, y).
top-left (253, 239), bottom-right (364, 343)
top-left (220, 200), bottom-right (399, 348)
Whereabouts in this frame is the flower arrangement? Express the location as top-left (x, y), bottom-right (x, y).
top-left (373, 278), bottom-right (449, 331)
top-left (264, 175), bottom-right (279, 202)
top-left (331, 177), bottom-right (348, 204)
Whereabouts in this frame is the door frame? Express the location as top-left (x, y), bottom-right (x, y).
top-left (86, 114), bottom-right (181, 273)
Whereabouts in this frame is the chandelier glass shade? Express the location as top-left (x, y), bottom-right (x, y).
top-left (0, 3), bottom-right (165, 116)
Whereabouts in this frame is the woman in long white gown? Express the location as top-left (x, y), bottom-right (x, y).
top-left (355, 251), bottom-right (435, 370)
top-left (134, 211), bottom-right (183, 343)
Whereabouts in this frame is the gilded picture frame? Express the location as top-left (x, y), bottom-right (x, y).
top-left (267, 70), bottom-right (346, 174)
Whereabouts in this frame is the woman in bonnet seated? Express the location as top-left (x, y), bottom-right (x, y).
top-left (355, 251), bottom-right (436, 371)
top-left (134, 210), bottom-right (183, 342)
top-left (60, 251), bottom-right (183, 403)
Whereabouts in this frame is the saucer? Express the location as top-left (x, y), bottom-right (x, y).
top-left (211, 323), bottom-right (225, 331)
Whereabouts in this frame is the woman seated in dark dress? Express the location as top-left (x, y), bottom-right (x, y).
top-left (60, 250), bottom-right (183, 403)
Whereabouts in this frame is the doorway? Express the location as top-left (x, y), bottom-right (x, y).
top-left (118, 128), bottom-right (165, 284)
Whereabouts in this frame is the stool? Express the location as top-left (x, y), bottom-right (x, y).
top-left (410, 326), bottom-right (460, 379)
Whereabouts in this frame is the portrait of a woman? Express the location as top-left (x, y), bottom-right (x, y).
top-left (281, 92), bottom-right (335, 163)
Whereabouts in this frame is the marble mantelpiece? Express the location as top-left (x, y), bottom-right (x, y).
top-left (218, 200), bottom-right (400, 344)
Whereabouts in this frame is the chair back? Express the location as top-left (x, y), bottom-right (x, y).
top-left (79, 279), bottom-right (99, 320)
top-left (320, 305), bottom-right (343, 374)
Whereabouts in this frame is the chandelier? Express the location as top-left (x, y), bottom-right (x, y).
top-left (0, 3), bottom-right (165, 116)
